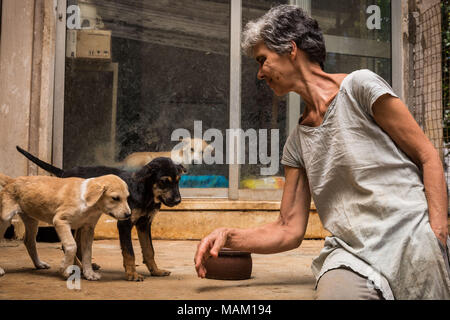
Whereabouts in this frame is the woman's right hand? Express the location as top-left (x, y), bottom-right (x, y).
top-left (194, 228), bottom-right (229, 278)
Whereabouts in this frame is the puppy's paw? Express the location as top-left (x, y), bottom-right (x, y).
top-left (61, 267), bottom-right (72, 279)
top-left (151, 268), bottom-right (171, 277)
top-left (126, 271), bottom-right (145, 281)
top-left (35, 261), bottom-right (51, 270)
top-left (92, 263), bottom-right (101, 271)
top-left (0, 267), bottom-right (5, 276)
top-left (83, 270), bottom-right (101, 281)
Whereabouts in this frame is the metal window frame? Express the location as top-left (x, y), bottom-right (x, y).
top-left (228, 0), bottom-right (242, 200)
top-left (391, 0), bottom-right (404, 101)
top-left (53, 0), bottom-right (401, 201)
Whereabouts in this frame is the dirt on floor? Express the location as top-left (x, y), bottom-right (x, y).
top-left (0, 239), bottom-right (324, 300)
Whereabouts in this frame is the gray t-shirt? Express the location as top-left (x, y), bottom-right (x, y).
top-left (281, 69), bottom-right (450, 299)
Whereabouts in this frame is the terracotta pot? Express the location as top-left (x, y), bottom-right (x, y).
top-left (204, 248), bottom-right (252, 280)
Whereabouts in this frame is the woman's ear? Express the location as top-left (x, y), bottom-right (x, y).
top-left (290, 40), bottom-right (298, 60)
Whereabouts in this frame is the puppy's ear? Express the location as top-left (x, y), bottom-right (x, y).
top-left (85, 180), bottom-right (106, 207)
top-left (177, 164), bottom-right (187, 174)
top-left (136, 165), bottom-right (156, 182)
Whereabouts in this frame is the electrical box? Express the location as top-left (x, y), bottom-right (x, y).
top-left (66, 29), bottom-right (111, 60)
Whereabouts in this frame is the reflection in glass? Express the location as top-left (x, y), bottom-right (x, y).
top-left (240, 0), bottom-right (289, 191)
top-left (63, 0), bottom-right (230, 188)
top-left (239, 0), bottom-right (392, 190)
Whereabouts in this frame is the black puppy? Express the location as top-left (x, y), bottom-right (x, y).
top-left (16, 146), bottom-right (186, 281)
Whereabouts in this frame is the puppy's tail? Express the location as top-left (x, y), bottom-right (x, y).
top-left (16, 146), bottom-right (64, 177)
top-left (0, 173), bottom-right (13, 187)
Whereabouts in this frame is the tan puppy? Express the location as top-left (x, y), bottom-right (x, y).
top-left (122, 137), bottom-right (214, 169)
top-left (0, 173), bottom-right (130, 280)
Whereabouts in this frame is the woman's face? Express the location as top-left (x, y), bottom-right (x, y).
top-left (252, 41), bottom-right (295, 96)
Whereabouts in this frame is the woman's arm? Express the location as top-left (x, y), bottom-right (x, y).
top-left (194, 166), bottom-right (311, 278)
top-left (372, 94), bottom-right (448, 245)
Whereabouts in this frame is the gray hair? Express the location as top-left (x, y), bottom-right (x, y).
top-left (242, 4), bottom-right (326, 69)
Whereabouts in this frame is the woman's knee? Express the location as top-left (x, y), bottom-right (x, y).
top-left (315, 267), bottom-right (384, 300)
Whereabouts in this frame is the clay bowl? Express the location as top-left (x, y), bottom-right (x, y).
top-left (204, 248), bottom-right (252, 280)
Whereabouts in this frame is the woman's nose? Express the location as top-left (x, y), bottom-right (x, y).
top-left (257, 67), bottom-right (265, 80)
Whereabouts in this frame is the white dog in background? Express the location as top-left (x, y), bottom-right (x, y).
top-left (95, 137), bottom-right (214, 170)
top-left (121, 137), bottom-right (214, 169)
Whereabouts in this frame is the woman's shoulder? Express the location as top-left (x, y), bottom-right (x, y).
top-left (341, 69), bottom-right (386, 93)
top-left (328, 70), bottom-right (376, 92)
top-left (343, 69), bottom-right (377, 85)
top-left (340, 69), bottom-right (398, 115)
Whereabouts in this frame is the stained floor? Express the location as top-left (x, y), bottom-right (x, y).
top-left (0, 239), bottom-right (324, 300)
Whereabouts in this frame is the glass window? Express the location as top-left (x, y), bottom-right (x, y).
top-left (239, 0), bottom-right (289, 192)
top-left (313, 0), bottom-right (392, 82)
top-left (60, 0), bottom-right (393, 200)
top-left (63, 0), bottom-right (230, 189)
top-left (238, 0), bottom-right (392, 193)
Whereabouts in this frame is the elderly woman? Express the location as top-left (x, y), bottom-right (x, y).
top-left (194, 5), bottom-right (450, 299)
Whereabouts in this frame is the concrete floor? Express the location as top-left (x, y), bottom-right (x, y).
top-left (0, 239), bottom-right (324, 300)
